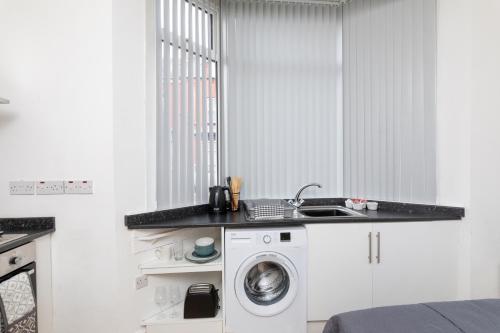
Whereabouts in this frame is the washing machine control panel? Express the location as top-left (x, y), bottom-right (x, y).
top-left (260, 232), bottom-right (291, 245)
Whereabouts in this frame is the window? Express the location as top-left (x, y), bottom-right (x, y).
top-left (343, 0), bottom-right (437, 203)
top-left (156, 0), bottom-right (219, 209)
top-left (222, 0), bottom-right (343, 199)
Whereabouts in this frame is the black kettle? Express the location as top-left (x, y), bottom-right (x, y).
top-left (209, 186), bottom-right (230, 213)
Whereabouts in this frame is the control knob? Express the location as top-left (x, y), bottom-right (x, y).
top-left (9, 256), bottom-right (22, 265)
top-left (263, 235), bottom-right (272, 244)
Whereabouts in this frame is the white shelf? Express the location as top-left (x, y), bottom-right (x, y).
top-left (140, 238), bottom-right (223, 275)
top-left (140, 256), bottom-right (223, 275)
top-left (143, 302), bottom-right (222, 326)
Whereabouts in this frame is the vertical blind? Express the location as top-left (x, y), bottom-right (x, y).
top-left (343, 0), bottom-right (437, 203)
top-left (157, 0), bottom-right (220, 209)
top-left (223, 0), bottom-right (343, 199)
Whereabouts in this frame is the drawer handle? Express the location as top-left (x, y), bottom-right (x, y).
top-left (376, 232), bottom-right (381, 264)
top-left (368, 232), bottom-right (372, 264)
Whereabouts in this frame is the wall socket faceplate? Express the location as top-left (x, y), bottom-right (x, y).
top-left (64, 180), bottom-right (93, 194)
top-left (135, 275), bottom-right (148, 290)
top-left (10, 180), bottom-right (94, 196)
top-left (36, 181), bottom-right (65, 195)
top-left (9, 181), bottom-right (35, 195)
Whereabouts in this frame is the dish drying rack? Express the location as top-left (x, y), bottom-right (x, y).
top-left (244, 199), bottom-right (295, 220)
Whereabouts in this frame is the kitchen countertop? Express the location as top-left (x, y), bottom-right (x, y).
top-left (125, 199), bottom-right (465, 229)
top-left (0, 217), bottom-right (55, 252)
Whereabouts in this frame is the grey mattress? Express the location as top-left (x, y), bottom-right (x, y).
top-left (323, 299), bottom-right (500, 333)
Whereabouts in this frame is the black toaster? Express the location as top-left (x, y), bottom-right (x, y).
top-left (184, 283), bottom-right (220, 319)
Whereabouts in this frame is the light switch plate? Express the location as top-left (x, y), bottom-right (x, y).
top-left (64, 180), bottom-right (93, 194)
top-left (9, 181), bottom-right (35, 195)
top-left (36, 181), bottom-right (64, 195)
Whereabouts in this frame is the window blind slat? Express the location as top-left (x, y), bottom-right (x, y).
top-left (187, 1), bottom-right (194, 203)
top-left (195, 2), bottom-right (203, 203)
top-left (201, 7), bottom-right (208, 202)
top-left (171, 0), bottom-right (180, 207)
top-left (180, 0), bottom-right (187, 205)
top-left (157, 0), bottom-right (168, 207)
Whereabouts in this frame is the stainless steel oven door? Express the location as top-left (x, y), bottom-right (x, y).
top-left (0, 243), bottom-right (37, 333)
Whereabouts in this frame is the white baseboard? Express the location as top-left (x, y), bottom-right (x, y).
top-left (307, 321), bottom-right (326, 333)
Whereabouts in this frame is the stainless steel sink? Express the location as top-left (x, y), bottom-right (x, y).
top-left (295, 205), bottom-right (366, 219)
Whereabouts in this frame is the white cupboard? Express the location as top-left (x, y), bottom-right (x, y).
top-left (307, 223), bottom-right (373, 320)
top-left (372, 222), bottom-right (460, 307)
top-left (307, 221), bottom-right (460, 321)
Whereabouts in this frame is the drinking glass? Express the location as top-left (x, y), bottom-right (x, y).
top-left (172, 240), bottom-right (184, 261)
top-left (154, 286), bottom-right (168, 318)
top-left (169, 285), bottom-right (182, 318)
top-left (154, 246), bottom-right (166, 261)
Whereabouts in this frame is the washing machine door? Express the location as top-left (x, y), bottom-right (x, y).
top-left (235, 251), bottom-right (299, 317)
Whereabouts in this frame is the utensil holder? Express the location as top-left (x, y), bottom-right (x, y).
top-left (231, 192), bottom-right (240, 211)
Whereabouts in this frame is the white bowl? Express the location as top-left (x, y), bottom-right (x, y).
top-left (345, 199), bottom-right (353, 209)
top-left (352, 203), bottom-right (364, 211)
top-left (367, 202), bottom-right (378, 211)
top-left (195, 237), bottom-right (214, 247)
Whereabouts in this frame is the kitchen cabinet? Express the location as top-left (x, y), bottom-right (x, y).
top-left (372, 222), bottom-right (460, 307)
top-left (307, 223), bottom-right (374, 320)
top-left (306, 221), bottom-right (460, 321)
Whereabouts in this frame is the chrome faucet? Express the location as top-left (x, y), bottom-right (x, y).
top-left (288, 183), bottom-right (322, 208)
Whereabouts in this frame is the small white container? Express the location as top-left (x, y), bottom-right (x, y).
top-left (352, 202), bottom-right (364, 211)
top-left (367, 202), bottom-right (379, 211)
top-left (345, 199), bottom-right (353, 209)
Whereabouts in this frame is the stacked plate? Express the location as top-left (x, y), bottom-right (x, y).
top-left (185, 237), bottom-right (221, 264)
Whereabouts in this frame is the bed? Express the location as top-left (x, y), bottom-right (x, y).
top-left (323, 299), bottom-right (500, 333)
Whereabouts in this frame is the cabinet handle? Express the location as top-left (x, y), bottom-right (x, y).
top-left (368, 232), bottom-right (372, 263)
top-left (376, 232), bottom-right (381, 264)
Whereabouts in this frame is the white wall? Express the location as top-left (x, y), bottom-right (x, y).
top-left (0, 0), bottom-right (118, 332)
top-left (468, 0), bottom-right (500, 298)
top-left (112, 0), bottom-right (149, 331)
top-left (436, 0), bottom-right (473, 299)
top-left (436, 0), bottom-right (500, 299)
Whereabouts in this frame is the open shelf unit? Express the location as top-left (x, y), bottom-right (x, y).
top-left (137, 227), bottom-right (226, 333)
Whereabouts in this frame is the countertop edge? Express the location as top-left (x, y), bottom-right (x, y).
top-left (0, 229), bottom-right (55, 253)
top-left (126, 214), bottom-right (464, 230)
top-left (0, 216), bottom-right (56, 252)
top-left (125, 199), bottom-right (465, 230)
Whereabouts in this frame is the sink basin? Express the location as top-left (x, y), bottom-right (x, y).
top-left (296, 206), bottom-right (366, 219)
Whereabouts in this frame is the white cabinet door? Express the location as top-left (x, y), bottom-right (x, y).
top-left (372, 221), bottom-right (460, 307)
top-left (307, 223), bottom-right (373, 321)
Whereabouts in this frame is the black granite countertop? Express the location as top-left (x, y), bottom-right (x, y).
top-left (0, 217), bottom-right (55, 252)
top-left (125, 199), bottom-right (465, 229)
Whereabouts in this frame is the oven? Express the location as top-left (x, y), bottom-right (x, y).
top-left (0, 242), bottom-right (36, 333)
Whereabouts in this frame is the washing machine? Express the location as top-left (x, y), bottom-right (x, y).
top-left (225, 226), bottom-right (307, 333)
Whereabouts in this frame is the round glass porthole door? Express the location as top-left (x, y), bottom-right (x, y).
top-left (244, 261), bottom-right (290, 305)
top-left (235, 252), bottom-right (299, 317)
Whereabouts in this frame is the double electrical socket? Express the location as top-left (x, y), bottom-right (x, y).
top-left (9, 181), bottom-right (35, 195)
top-left (36, 181), bottom-right (64, 195)
top-left (9, 180), bottom-right (94, 195)
top-left (64, 180), bottom-right (93, 194)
